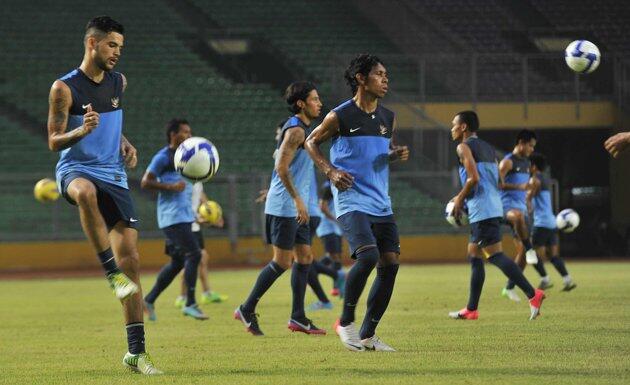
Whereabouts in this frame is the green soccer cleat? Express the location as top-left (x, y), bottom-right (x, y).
top-left (183, 304), bottom-right (209, 320)
top-left (501, 287), bottom-right (521, 302)
top-left (200, 291), bottom-right (228, 304)
top-left (174, 296), bottom-right (186, 309)
top-left (107, 272), bottom-right (139, 300)
top-left (123, 352), bottom-right (163, 375)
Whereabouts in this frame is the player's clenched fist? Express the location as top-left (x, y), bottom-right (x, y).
top-left (81, 104), bottom-right (99, 135)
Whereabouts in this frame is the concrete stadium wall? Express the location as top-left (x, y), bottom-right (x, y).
top-left (0, 235), bottom-right (519, 272)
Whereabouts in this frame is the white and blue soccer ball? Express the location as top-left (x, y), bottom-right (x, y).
top-left (174, 137), bottom-right (220, 182)
top-left (556, 208), bottom-right (580, 233)
top-left (445, 200), bottom-right (469, 228)
top-left (565, 40), bottom-right (600, 74)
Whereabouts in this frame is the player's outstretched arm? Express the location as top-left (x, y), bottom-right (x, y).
top-left (305, 111), bottom-right (354, 191)
top-left (526, 176), bottom-right (541, 215)
top-left (47, 80), bottom-right (99, 151)
top-left (604, 131), bottom-right (630, 158)
top-left (452, 143), bottom-right (479, 218)
top-left (319, 198), bottom-right (337, 222)
top-left (276, 126), bottom-right (309, 225)
top-left (388, 119), bottom-right (409, 162)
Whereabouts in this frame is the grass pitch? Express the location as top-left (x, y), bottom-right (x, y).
top-left (1, 262), bottom-right (629, 385)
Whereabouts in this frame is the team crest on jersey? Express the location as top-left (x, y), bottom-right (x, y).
top-left (111, 97), bottom-right (120, 108)
top-left (379, 124), bottom-right (388, 135)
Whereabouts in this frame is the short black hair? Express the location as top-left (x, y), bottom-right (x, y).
top-left (85, 16), bottom-right (124, 40)
top-left (344, 54), bottom-right (384, 95)
top-left (456, 110), bottom-right (479, 132)
top-left (529, 153), bottom-right (547, 171)
top-left (516, 129), bottom-right (537, 144)
top-left (166, 118), bottom-right (189, 143)
top-left (285, 81), bottom-right (316, 114)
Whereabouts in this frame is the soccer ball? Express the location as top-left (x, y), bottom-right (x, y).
top-left (565, 40), bottom-right (600, 74)
top-left (34, 178), bottom-right (60, 202)
top-left (556, 208), bottom-right (580, 233)
top-left (174, 137), bottom-right (220, 182)
top-left (198, 200), bottom-right (223, 225)
top-left (445, 201), bottom-right (469, 228)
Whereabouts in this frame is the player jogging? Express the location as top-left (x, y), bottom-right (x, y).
top-left (47, 16), bottom-right (161, 374)
top-left (141, 119), bottom-right (209, 321)
top-left (306, 54), bottom-right (409, 352)
top-left (447, 111), bottom-right (546, 321)
top-left (499, 129), bottom-right (548, 302)
top-left (306, 179), bottom-right (347, 311)
top-left (527, 153), bottom-right (577, 291)
top-left (174, 182), bottom-right (228, 308)
top-left (234, 81), bottom-right (325, 336)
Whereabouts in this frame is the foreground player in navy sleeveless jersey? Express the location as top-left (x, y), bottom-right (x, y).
top-left (306, 54), bottom-right (409, 352)
top-left (141, 119), bottom-right (209, 321)
top-left (447, 111), bottom-right (545, 321)
top-left (500, 130), bottom-right (548, 301)
top-left (235, 81), bottom-right (325, 336)
top-left (47, 16), bottom-right (160, 374)
top-left (527, 153), bottom-right (577, 291)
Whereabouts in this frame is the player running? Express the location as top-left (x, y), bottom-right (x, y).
top-left (307, 179), bottom-right (347, 311)
top-left (234, 81), bottom-right (325, 336)
top-left (174, 182), bottom-right (228, 308)
top-left (47, 16), bottom-right (161, 374)
top-left (447, 111), bottom-right (546, 321)
top-left (142, 119), bottom-right (209, 321)
top-left (527, 153), bottom-right (577, 291)
top-left (306, 54), bottom-right (409, 352)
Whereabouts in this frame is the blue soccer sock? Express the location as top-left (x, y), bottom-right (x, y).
top-left (314, 260), bottom-right (338, 280)
top-left (550, 256), bottom-right (569, 277)
top-left (467, 257), bottom-right (485, 311)
top-left (184, 250), bottom-right (202, 306)
top-left (307, 265), bottom-right (330, 303)
top-left (533, 258), bottom-right (548, 278)
top-left (242, 261), bottom-right (285, 313)
top-left (291, 263), bottom-right (311, 320)
top-left (98, 248), bottom-right (120, 276)
top-left (340, 247), bottom-right (379, 327)
top-left (359, 264), bottom-right (399, 339)
top-left (489, 252), bottom-right (535, 299)
top-left (144, 256), bottom-right (185, 304)
top-left (126, 322), bottom-right (145, 354)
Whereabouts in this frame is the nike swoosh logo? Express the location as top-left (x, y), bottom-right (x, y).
top-left (349, 127), bottom-right (361, 133)
top-left (82, 104), bottom-right (91, 109)
top-left (129, 218), bottom-right (138, 222)
top-left (292, 320), bottom-right (311, 330)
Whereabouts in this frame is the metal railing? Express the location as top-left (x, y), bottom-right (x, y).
top-left (0, 171), bottom-right (458, 243)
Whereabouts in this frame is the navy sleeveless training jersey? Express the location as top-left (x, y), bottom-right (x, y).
top-left (533, 172), bottom-right (556, 229)
top-left (459, 136), bottom-right (503, 223)
top-left (55, 69), bottom-right (126, 189)
top-left (264, 116), bottom-right (313, 217)
top-left (330, 99), bottom-right (395, 218)
top-left (501, 153), bottom-right (530, 212)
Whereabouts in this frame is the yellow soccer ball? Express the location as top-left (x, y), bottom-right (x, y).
top-left (198, 200), bottom-right (222, 225)
top-left (34, 178), bottom-right (60, 202)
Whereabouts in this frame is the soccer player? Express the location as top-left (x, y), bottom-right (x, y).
top-left (141, 119), bottom-right (208, 321)
top-left (306, 180), bottom-right (347, 311)
top-left (174, 182), bottom-right (228, 308)
top-left (234, 81), bottom-right (325, 336)
top-left (47, 16), bottom-right (161, 374)
top-left (305, 54), bottom-right (409, 352)
top-left (604, 131), bottom-right (630, 157)
top-left (527, 153), bottom-right (577, 291)
top-left (447, 111), bottom-right (546, 321)
top-left (499, 129), bottom-right (548, 302)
